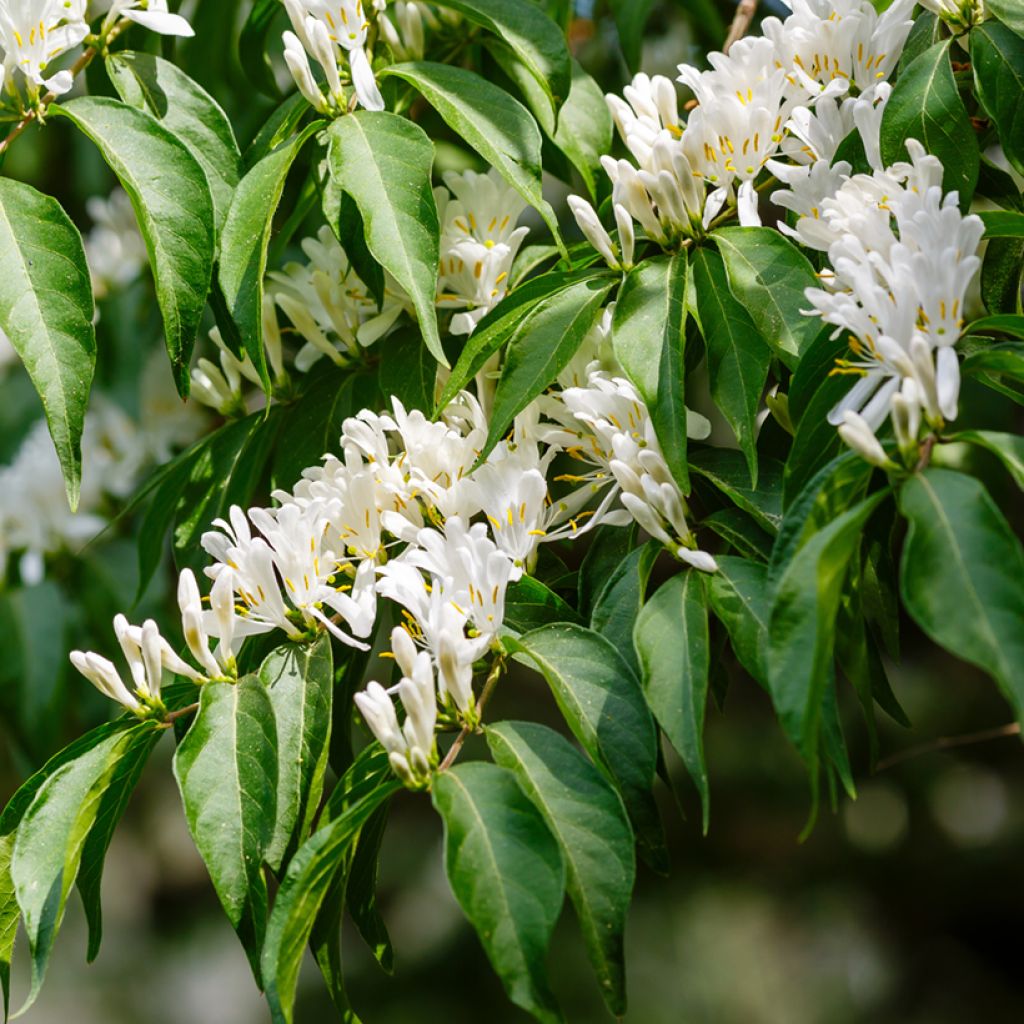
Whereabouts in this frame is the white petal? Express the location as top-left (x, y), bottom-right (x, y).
top-left (124, 9), bottom-right (195, 36)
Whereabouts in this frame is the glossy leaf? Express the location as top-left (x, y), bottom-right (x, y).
top-left (505, 576), bottom-right (582, 634)
top-left (689, 447), bottom-right (783, 533)
top-left (488, 721), bottom-right (635, 1017)
top-left (173, 677), bottom-right (278, 978)
top-left (432, 763), bottom-right (566, 1024)
top-left (327, 112), bottom-right (444, 365)
top-left (590, 542), bottom-right (660, 677)
top-left (106, 51), bottom-right (240, 236)
top-left (508, 625), bottom-right (666, 872)
top-left (707, 555), bottom-right (771, 685)
top-left (0, 178), bottom-right (95, 509)
top-left (634, 572), bottom-right (711, 830)
top-left (691, 247), bottom-right (771, 485)
top-left (612, 254), bottom-right (690, 491)
top-left (973, 21), bottom-right (1024, 178)
top-left (988, 0), bottom-right (1024, 35)
top-left (713, 227), bottom-right (821, 367)
top-left (900, 469), bottom-right (1024, 719)
top-left (879, 39), bottom-right (979, 203)
top-left (54, 97), bottom-right (215, 395)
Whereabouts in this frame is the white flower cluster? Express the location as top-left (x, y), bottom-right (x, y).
top-left (569, 0), bottom-right (915, 255)
top-left (0, 0), bottom-right (191, 103)
top-left (72, 333), bottom-right (716, 784)
top-left (917, 0), bottom-right (989, 33)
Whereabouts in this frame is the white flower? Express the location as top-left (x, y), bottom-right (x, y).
top-left (836, 411), bottom-right (896, 469)
top-left (567, 196), bottom-right (634, 272)
top-left (377, 0), bottom-right (426, 61)
top-left (916, 0), bottom-right (988, 33)
top-left (101, 0), bottom-right (194, 37)
top-left (69, 651), bottom-right (142, 713)
top-left (0, 0), bottom-right (88, 97)
top-left (435, 169), bottom-right (529, 335)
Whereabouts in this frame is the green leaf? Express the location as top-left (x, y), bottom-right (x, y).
top-left (106, 51), bottom-right (241, 237)
top-left (0, 178), bottom-right (95, 509)
top-left (707, 555), bottom-right (771, 685)
top-left (346, 804), bottom-right (393, 974)
top-left (219, 122), bottom-right (323, 388)
top-left (481, 275), bottom-right (615, 462)
top-left (508, 624), bottom-right (666, 873)
top-left (244, 92), bottom-right (310, 170)
top-left (981, 237), bottom-right (1024, 315)
top-left (11, 721), bottom-right (160, 1014)
top-left (899, 469), bottom-right (1024, 719)
top-left (505, 575), bottom-right (582, 634)
top-left (263, 771), bottom-right (400, 1024)
top-left (608, 0), bottom-right (657, 71)
top-left (901, 11), bottom-right (942, 71)
top-left (691, 247), bottom-right (771, 485)
top-left (432, 763), bottom-right (566, 1024)
top-left (238, 0), bottom-right (284, 98)
top-left (701, 507), bottom-right (773, 563)
top-left (965, 314), bottom-right (1024, 338)
top-left (377, 326), bottom-right (436, 414)
top-left (590, 542), bottom-right (660, 677)
top-left (952, 430), bottom-right (1024, 488)
top-left (327, 111), bottom-right (444, 365)
top-left (978, 210), bottom-right (1024, 237)
top-left (261, 636), bottom-right (334, 872)
top-left (989, 0), bottom-right (1024, 35)
top-left (879, 39), bottom-right (979, 203)
top-left (53, 96), bottom-right (215, 395)
top-left (381, 62), bottom-right (563, 250)
top-left (634, 572), bottom-right (712, 830)
top-left (689, 447), bottom-right (783, 533)
top-left (435, 267), bottom-right (597, 412)
top-left (433, 0), bottom-right (571, 112)
top-left (713, 227), bottom-right (821, 368)
top-left (612, 254), bottom-right (691, 491)
top-left (488, 722), bottom-right (635, 1017)
top-left (173, 677), bottom-right (278, 979)
top-left (767, 491), bottom-right (889, 760)
top-left (550, 60), bottom-right (614, 199)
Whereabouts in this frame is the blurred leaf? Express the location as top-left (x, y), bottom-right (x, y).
top-left (174, 677), bottom-right (278, 980)
top-left (612, 254), bottom-right (690, 492)
top-left (0, 178), bottom-right (95, 508)
top-left (551, 60), bottom-right (614, 199)
top-left (346, 804), bottom-right (393, 975)
top-left (714, 227), bottom-right (821, 368)
top-left (952, 430), bottom-right (1024, 488)
top-left (981, 237), bottom-right (1024, 315)
top-left (219, 121), bottom-right (323, 386)
top-left (988, 0), bottom-right (1024, 35)
top-left (54, 97), bottom-right (215, 395)
top-left (634, 572), bottom-right (711, 831)
top-left (608, 0), bottom-right (656, 72)
top-left (973, 21), bottom-right (1024, 178)
top-left (900, 469), bottom-right (1024, 721)
top-left (880, 39), bottom-right (979, 203)
top-left (508, 624), bottom-right (667, 873)
top-left (106, 51), bottom-right (241, 237)
top-left (327, 112), bottom-right (444, 365)
top-left (261, 636), bottom-right (334, 873)
top-left (691, 247), bottom-right (771, 485)
top-left (238, 0), bottom-right (284, 98)
top-left (432, 763), bottom-right (566, 1024)
top-left (488, 721), bottom-right (635, 1017)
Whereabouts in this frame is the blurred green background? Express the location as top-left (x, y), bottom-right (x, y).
top-left (2, 1), bottom-right (1023, 1022)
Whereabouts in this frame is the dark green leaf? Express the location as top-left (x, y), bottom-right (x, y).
top-left (691, 247), bottom-right (771, 484)
top-left (978, 210), bottom-right (1024, 237)
top-left (327, 112), bottom-right (444, 365)
top-left (432, 763), bottom-right (565, 1024)
top-left (707, 555), bottom-right (771, 685)
top-left (505, 576), bottom-right (582, 633)
top-left (612, 254), bottom-right (690, 491)
top-left (899, 469), bottom-right (1024, 719)
top-left (590, 542), bottom-right (659, 677)
top-left (973, 21), bottom-right (1024, 178)
top-left (173, 677), bottom-right (278, 979)
top-left (879, 39), bottom-right (979, 203)
top-left (346, 804), bottom-right (393, 974)
top-left (261, 636), bottom-right (334, 872)
top-left (238, 0), bottom-right (284, 98)
top-left (54, 97), bottom-right (215, 395)
top-left (0, 178), bottom-right (95, 508)
top-left (377, 327), bottom-right (436, 413)
top-left (713, 227), bottom-right (821, 368)
top-left (689, 447), bottom-right (783, 533)
top-left (550, 60), bottom-right (614, 199)
top-left (700, 507), bottom-right (773, 562)
top-left (106, 51), bottom-right (240, 237)
top-left (608, 0), bottom-right (657, 71)
top-left (634, 572), bottom-right (711, 830)
top-left (219, 122), bottom-right (323, 387)
top-left (988, 0), bottom-right (1024, 35)
top-left (488, 722), bottom-right (634, 1017)
top-left (981, 237), bottom-right (1024, 315)
top-left (952, 430), bottom-right (1024, 488)
top-left (508, 624), bottom-right (666, 873)
top-left (783, 368), bottom-right (852, 508)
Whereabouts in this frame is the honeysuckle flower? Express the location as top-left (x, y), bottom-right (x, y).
top-left (435, 169), bottom-right (530, 335)
top-left (0, 0), bottom-right (88, 97)
top-left (567, 195), bottom-right (634, 272)
top-left (100, 0), bottom-right (194, 37)
top-left (268, 227), bottom-right (406, 371)
top-left (836, 410), bottom-right (897, 469)
top-left (282, 0), bottom-right (384, 113)
top-left (69, 651), bottom-right (142, 713)
top-left (189, 323), bottom-right (276, 416)
top-left (84, 189), bottom-right (147, 300)
top-left (377, 0), bottom-right (426, 61)
top-left (917, 0), bottom-right (988, 33)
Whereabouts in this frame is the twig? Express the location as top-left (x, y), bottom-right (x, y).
top-left (0, 19), bottom-right (130, 158)
top-left (914, 433), bottom-right (937, 473)
top-left (875, 721), bottom-right (1020, 772)
top-left (438, 657), bottom-right (504, 772)
top-left (162, 702), bottom-right (200, 725)
top-left (723, 0), bottom-right (759, 54)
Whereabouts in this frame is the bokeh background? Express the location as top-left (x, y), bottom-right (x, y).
top-left (2, 2), bottom-right (1023, 1022)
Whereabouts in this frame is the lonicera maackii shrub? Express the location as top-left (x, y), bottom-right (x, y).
top-left (1, 1), bottom-right (1023, 1021)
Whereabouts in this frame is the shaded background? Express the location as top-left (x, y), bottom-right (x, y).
top-left (2, 1), bottom-right (1023, 1022)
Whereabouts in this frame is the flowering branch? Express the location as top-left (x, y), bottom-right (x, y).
top-left (437, 655), bottom-right (505, 773)
top-left (723, 0), bottom-right (759, 54)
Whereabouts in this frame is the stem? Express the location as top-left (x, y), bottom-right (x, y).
top-left (438, 655), bottom-right (504, 772)
top-left (875, 721), bottom-right (1020, 772)
top-left (723, 0), bottom-right (759, 54)
top-left (914, 433), bottom-right (937, 473)
top-left (0, 19), bottom-right (130, 159)
top-left (162, 701), bottom-right (200, 725)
